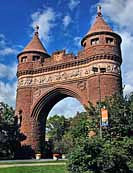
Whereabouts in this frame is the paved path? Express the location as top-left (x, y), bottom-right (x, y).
top-left (0, 162), bottom-right (66, 168)
top-left (0, 159), bottom-right (66, 163)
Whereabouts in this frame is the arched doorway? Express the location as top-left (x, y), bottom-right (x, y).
top-left (45, 97), bottom-right (85, 158)
top-left (26, 87), bottom-right (85, 157)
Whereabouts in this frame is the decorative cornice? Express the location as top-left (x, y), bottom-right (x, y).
top-left (17, 54), bottom-right (122, 78)
top-left (17, 50), bottom-right (50, 58)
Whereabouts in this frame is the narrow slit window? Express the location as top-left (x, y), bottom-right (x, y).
top-left (100, 68), bottom-right (106, 73)
top-left (91, 38), bottom-right (99, 45)
top-left (106, 37), bottom-right (114, 44)
top-left (41, 57), bottom-right (44, 63)
top-left (32, 56), bottom-right (40, 61)
top-left (83, 42), bottom-right (86, 47)
top-left (21, 56), bottom-right (27, 63)
top-left (92, 67), bottom-right (98, 72)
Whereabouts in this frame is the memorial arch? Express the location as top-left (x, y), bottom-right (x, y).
top-left (15, 7), bottom-right (122, 157)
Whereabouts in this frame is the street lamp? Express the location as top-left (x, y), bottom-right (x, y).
top-left (92, 67), bottom-right (106, 138)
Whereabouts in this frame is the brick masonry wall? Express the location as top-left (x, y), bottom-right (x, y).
top-left (15, 29), bottom-right (122, 156)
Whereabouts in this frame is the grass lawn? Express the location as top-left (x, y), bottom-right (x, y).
top-left (0, 165), bottom-right (69, 173)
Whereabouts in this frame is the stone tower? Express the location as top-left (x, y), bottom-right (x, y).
top-left (80, 5), bottom-right (122, 103)
top-left (15, 7), bottom-right (122, 157)
top-left (16, 26), bottom-right (50, 156)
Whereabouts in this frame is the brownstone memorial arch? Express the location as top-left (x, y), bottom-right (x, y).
top-left (16, 7), bottom-right (122, 157)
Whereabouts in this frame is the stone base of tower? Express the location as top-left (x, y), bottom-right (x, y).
top-left (20, 119), bottom-right (46, 159)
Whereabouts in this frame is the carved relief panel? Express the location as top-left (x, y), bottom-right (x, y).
top-left (18, 62), bottom-right (120, 88)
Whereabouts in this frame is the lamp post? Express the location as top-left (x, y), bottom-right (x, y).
top-left (98, 71), bottom-right (102, 139)
top-left (92, 67), bottom-right (106, 138)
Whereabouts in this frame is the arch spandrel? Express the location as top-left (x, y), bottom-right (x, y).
top-left (30, 84), bottom-right (88, 120)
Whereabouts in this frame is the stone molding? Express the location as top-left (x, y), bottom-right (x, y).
top-left (17, 54), bottom-right (121, 77)
top-left (17, 62), bottom-right (120, 88)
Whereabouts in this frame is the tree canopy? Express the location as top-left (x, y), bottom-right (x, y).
top-left (67, 94), bottom-right (133, 173)
top-left (0, 102), bottom-right (21, 159)
top-left (46, 114), bottom-right (70, 154)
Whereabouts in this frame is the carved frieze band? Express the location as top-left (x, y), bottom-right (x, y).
top-left (18, 63), bottom-right (120, 88)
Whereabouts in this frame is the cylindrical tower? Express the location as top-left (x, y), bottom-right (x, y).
top-left (16, 26), bottom-right (50, 157)
top-left (81, 6), bottom-right (122, 104)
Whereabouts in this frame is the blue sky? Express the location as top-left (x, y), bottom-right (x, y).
top-left (0, 0), bottom-right (133, 117)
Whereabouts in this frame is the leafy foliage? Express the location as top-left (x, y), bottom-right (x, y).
top-left (46, 112), bottom-right (92, 154)
top-left (46, 115), bottom-right (70, 153)
top-left (67, 94), bottom-right (133, 173)
top-left (0, 102), bottom-right (21, 159)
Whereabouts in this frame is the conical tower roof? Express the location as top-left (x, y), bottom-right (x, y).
top-left (81, 5), bottom-right (113, 46)
top-left (88, 6), bottom-right (112, 35)
top-left (23, 25), bottom-right (47, 54)
top-left (87, 15), bottom-right (112, 35)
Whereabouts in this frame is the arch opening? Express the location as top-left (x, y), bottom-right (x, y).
top-left (48, 97), bottom-right (85, 117)
top-left (30, 87), bottom-right (85, 156)
top-left (31, 87), bottom-right (83, 120)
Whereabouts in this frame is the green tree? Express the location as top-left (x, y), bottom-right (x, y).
top-left (0, 102), bottom-right (21, 159)
top-left (67, 94), bottom-right (133, 173)
top-left (46, 115), bottom-right (70, 153)
top-left (55, 112), bottom-right (90, 154)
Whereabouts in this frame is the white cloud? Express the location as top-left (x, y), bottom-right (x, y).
top-left (63, 15), bottom-right (72, 28)
top-left (0, 33), bottom-right (18, 107)
top-left (0, 34), bottom-right (6, 47)
top-left (48, 97), bottom-right (85, 118)
top-left (99, 0), bottom-right (133, 94)
top-left (124, 84), bottom-right (133, 96)
top-left (0, 62), bottom-right (17, 107)
top-left (0, 34), bottom-right (18, 56)
top-left (0, 34), bottom-right (5, 39)
top-left (68, 0), bottom-right (80, 11)
top-left (0, 81), bottom-right (17, 107)
top-left (0, 48), bottom-right (18, 56)
top-left (74, 36), bottom-right (81, 47)
top-left (31, 8), bottom-right (56, 42)
top-left (100, 0), bottom-right (133, 32)
top-left (0, 63), bottom-right (17, 80)
top-left (120, 32), bottom-right (133, 77)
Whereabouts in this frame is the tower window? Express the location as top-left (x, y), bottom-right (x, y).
top-left (21, 56), bottom-right (27, 63)
top-left (92, 67), bottom-right (98, 72)
top-left (91, 38), bottom-right (99, 45)
top-left (83, 42), bottom-right (86, 47)
top-left (41, 57), bottom-right (44, 63)
top-left (32, 56), bottom-right (40, 61)
top-left (100, 68), bottom-right (106, 73)
top-left (106, 37), bottom-right (114, 44)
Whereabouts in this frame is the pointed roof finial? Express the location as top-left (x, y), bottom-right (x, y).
top-left (21, 24), bottom-right (48, 54)
top-left (35, 25), bottom-right (39, 36)
top-left (97, 5), bottom-right (102, 17)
